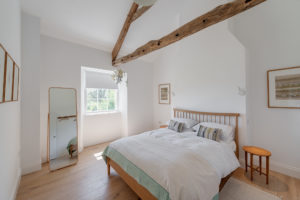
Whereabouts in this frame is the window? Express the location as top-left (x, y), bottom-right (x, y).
top-left (86, 88), bottom-right (118, 113)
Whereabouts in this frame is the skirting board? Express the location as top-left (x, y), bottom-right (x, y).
top-left (21, 163), bottom-right (41, 175)
top-left (9, 167), bottom-right (21, 200)
top-left (239, 159), bottom-right (300, 179)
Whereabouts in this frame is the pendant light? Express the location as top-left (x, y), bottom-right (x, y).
top-left (112, 68), bottom-right (125, 85)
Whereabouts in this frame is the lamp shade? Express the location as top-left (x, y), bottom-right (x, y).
top-left (133, 0), bottom-right (157, 6)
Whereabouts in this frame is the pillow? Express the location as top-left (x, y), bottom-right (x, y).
top-left (192, 122), bottom-right (234, 142)
top-left (168, 120), bottom-right (184, 132)
top-left (197, 125), bottom-right (221, 142)
top-left (167, 118), bottom-right (199, 129)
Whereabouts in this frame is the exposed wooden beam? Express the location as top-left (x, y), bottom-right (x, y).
top-left (112, 0), bottom-right (266, 66)
top-left (112, 3), bottom-right (139, 62)
top-left (131, 6), bottom-right (152, 22)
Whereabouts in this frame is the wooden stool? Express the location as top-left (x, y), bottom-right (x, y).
top-left (243, 146), bottom-right (271, 184)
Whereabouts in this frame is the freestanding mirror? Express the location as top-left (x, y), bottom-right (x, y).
top-left (48, 87), bottom-right (78, 171)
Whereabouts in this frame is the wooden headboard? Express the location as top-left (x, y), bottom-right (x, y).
top-left (174, 108), bottom-right (240, 159)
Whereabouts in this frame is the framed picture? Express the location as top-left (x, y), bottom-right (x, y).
top-left (13, 64), bottom-right (19, 101)
top-left (4, 54), bottom-right (14, 102)
top-left (268, 66), bottom-right (300, 109)
top-left (159, 83), bottom-right (170, 104)
top-left (0, 44), bottom-right (5, 103)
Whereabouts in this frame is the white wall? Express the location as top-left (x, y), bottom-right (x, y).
top-left (125, 62), bottom-right (154, 136)
top-left (20, 12), bottom-right (41, 175)
top-left (40, 35), bottom-right (153, 162)
top-left (152, 18), bottom-right (247, 156)
top-left (83, 113), bottom-right (122, 147)
top-left (0, 0), bottom-right (21, 199)
top-left (230, 0), bottom-right (300, 178)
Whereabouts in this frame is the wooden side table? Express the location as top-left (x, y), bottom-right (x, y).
top-left (243, 146), bottom-right (271, 184)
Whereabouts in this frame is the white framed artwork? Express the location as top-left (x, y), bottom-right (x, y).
top-left (159, 83), bottom-right (170, 104)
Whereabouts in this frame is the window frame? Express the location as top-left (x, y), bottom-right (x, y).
top-left (85, 88), bottom-right (119, 114)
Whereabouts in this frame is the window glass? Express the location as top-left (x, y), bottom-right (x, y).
top-left (86, 88), bottom-right (118, 113)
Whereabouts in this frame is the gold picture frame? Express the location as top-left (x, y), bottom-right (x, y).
top-left (13, 64), bottom-right (20, 101)
top-left (4, 53), bottom-right (14, 102)
top-left (0, 43), bottom-right (20, 104)
top-left (0, 44), bottom-right (5, 103)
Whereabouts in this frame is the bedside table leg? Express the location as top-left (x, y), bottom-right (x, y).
top-left (250, 153), bottom-right (253, 181)
top-left (245, 151), bottom-right (248, 172)
top-left (259, 156), bottom-right (262, 175)
top-left (266, 156), bottom-right (269, 184)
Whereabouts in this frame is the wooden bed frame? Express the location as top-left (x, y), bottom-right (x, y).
top-left (107, 108), bottom-right (240, 200)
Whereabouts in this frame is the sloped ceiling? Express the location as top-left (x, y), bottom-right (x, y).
top-left (21, 0), bottom-right (227, 62)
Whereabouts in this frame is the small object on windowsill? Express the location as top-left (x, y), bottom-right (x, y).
top-left (160, 125), bottom-right (168, 128)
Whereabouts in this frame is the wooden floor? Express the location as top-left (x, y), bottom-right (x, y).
top-left (234, 167), bottom-right (300, 200)
top-left (17, 143), bottom-right (300, 200)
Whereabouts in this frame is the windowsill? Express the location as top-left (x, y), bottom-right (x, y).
top-left (85, 111), bottom-right (121, 116)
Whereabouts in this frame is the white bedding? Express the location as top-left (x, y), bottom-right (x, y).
top-left (220, 140), bottom-right (237, 152)
top-left (109, 128), bottom-right (240, 200)
top-left (181, 128), bottom-right (237, 152)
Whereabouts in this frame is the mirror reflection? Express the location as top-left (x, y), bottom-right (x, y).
top-left (49, 87), bottom-right (78, 171)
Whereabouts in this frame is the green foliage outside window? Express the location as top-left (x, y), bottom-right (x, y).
top-left (86, 88), bottom-right (118, 112)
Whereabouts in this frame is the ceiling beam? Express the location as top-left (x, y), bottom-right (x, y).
top-left (112, 0), bottom-right (266, 66)
top-left (131, 6), bottom-right (152, 22)
top-left (112, 3), bottom-right (139, 62)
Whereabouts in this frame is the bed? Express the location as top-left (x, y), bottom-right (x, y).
top-left (103, 109), bottom-right (240, 200)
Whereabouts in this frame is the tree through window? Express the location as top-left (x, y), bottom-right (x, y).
top-left (86, 88), bottom-right (118, 113)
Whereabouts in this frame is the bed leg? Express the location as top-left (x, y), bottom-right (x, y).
top-left (107, 157), bottom-right (111, 176)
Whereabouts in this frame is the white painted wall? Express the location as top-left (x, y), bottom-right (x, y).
top-left (40, 35), bottom-right (153, 162)
top-left (0, 0), bottom-right (21, 199)
top-left (125, 63), bottom-right (154, 136)
top-left (229, 0), bottom-right (300, 178)
top-left (83, 113), bottom-right (122, 147)
top-left (20, 12), bottom-right (41, 175)
top-left (152, 22), bottom-right (247, 158)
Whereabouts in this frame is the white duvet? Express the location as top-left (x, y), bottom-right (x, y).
top-left (109, 128), bottom-right (240, 200)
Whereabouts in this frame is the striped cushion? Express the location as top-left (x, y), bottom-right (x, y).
top-left (168, 120), bottom-right (184, 132)
top-left (197, 125), bottom-right (221, 141)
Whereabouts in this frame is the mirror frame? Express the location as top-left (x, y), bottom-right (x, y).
top-left (47, 87), bottom-right (79, 171)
